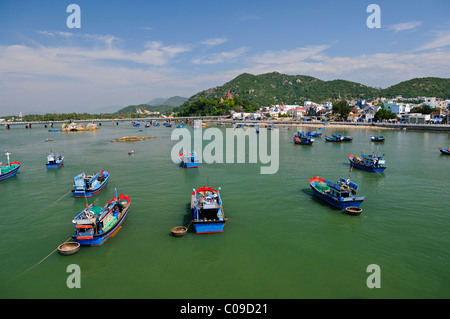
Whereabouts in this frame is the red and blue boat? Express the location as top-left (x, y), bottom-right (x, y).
top-left (178, 151), bottom-right (199, 168)
top-left (309, 176), bottom-right (365, 210)
top-left (0, 151), bottom-right (20, 181)
top-left (191, 186), bottom-right (226, 233)
top-left (438, 147), bottom-right (450, 155)
top-left (72, 192), bottom-right (131, 246)
top-left (72, 170), bottom-right (109, 197)
top-left (348, 154), bottom-right (386, 172)
top-left (46, 150), bottom-right (64, 169)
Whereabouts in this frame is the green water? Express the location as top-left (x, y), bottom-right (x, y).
top-left (0, 123), bottom-right (449, 299)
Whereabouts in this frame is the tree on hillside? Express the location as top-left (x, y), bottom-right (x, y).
top-left (374, 109), bottom-right (397, 121)
top-left (332, 100), bottom-right (352, 119)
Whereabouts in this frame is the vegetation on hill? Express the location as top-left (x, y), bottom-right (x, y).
top-left (176, 97), bottom-right (259, 117)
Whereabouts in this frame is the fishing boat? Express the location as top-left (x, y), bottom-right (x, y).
top-left (324, 134), bottom-right (343, 142)
top-left (308, 176), bottom-right (365, 210)
top-left (292, 135), bottom-right (314, 145)
top-left (306, 131), bottom-right (322, 137)
top-left (72, 170), bottom-right (109, 197)
top-left (178, 151), bottom-right (199, 168)
top-left (370, 135), bottom-right (385, 142)
top-left (348, 154), bottom-right (386, 172)
top-left (46, 150), bottom-right (64, 169)
top-left (191, 186), bottom-right (226, 233)
top-left (132, 121), bottom-right (140, 127)
top-left (72, 192), bottom-right (131, 246)
top-left (438, 147), bottom-right (450, 155)
top-left (0, 151), bottom-right (20, 181)
top-left (334, 134), bottom-right (352, 141)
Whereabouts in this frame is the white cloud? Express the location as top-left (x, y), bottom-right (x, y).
top-left (415, 30), bottom-right (450, 51)
top-left (199, 37), bottom-right (228, 46)
top-left (387, 21), bottom-right (422, 32)
top-left (192, 47), bottom-right (248, 64)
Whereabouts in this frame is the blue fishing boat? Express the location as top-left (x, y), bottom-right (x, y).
top-left (370, 135), bottom-right (385, 142)
top-left (72, 192), bottom-right (131, 246)
top-left (132, 121), bottom-right (140, 127)
top-left (292, 135), bottom-right (314, 145)
top-left (46, 150), bottom-right (64, 169)
top-left (438, 147), bottom-right (450, 155)
top-left (72, 170), bottom-right (109, 197)
top-left (0, 151), bottom-right (20, 181)
top-left (324, 134), bottom-right (343, 142)
top-left (309, 176), bottom-right (365, 210)
top-left (178, 151), bottom-right (199, 168)
top-left (333, 134), bottom-right (352, 141)
top-left (191, 186), bottom-right (226, 233)
top-left (306, 131), bottom-right (322, 137)
top-left (48, 129), bottom-right (60, 132)
top-left (348, 154), bottom-right (386, 172)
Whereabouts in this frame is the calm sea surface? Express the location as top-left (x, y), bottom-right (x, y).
top-left (0, 122), bottom-right (449, 299)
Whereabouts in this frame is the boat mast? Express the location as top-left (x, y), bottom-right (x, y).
top-left (5, 151), bottom-right (11, 167)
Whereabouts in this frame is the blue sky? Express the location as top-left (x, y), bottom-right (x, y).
top-left (0, 0), bottom-right (449, 115)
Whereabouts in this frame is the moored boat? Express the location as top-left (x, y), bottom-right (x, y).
top-left (72, 170), bottom-right (109, 197)
top-left (308, 176), bottom-right (365, 210)
top-left (438, 147), bottom-right (450, 155)
top-left (72, 192), bottom-right (131, 246)
top-left (306, 131), bottom-right (322, 137)
top-left (370, 135), bottom-right (385, 142)
top-left (46, 150), bottom-right (64, 169)
top-left (191, 186), bottom-right (226, 233)
top-left (0, 151), bottom-right (20, 181)
top-left (292, 135), bottom-right (314, 145)
top-left (178, 151), bottom-right (199, 168)
top-left (334, 134), bottom-right (352, 141)
top-left (324, 134), bottom-right (343, 142)
top-left (348, 153), bottom-right (386, 172)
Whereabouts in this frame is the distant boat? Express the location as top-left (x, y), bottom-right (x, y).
top-left (46, 151), bottom-right (64, 169)
top-left (348, 154), bottom-right (386, 172)
top-left (191, 186), bottom-right (226, 233)
top-left (73, 170), bottom-right (109, 197)
top-left (145, 122), bottom-right (150, 127)
top-left (0, 151), bottom-right (20, 181)
top-left (438, 147), bottom-right (450, 155)
top-left (306, 131), bottom-right (322, 137)
top-left (132, 121), bottom-right (140, 127)
top-left (370, 136), bottom-right (385, 142)
top-left (292, 135), bottom-right (314, 145)
top-left (178, 151), bottom-right (199, 168)
top-left (333, 134), bottom-right (352, 141)
top-left (324, 135), bottom-right (343, 142)
top-left (163, 122), bottom-right (172, 127)
top-left (309, 176), bottom-right (365, 210)
top-left (48, 129), bottom-right (60, 132)
top-left (255, 126), bottom-right (260, 134)
top-left (72, 192), bottom-right (131, 246)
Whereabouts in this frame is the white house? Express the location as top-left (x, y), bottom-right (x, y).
top-left (391, 104), bottom-right (411, 115)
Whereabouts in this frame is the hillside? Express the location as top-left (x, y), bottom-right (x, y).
top-left (116, 96), bottom-right (187, 115)
top-left (175, 72), bottom-right (450, 114)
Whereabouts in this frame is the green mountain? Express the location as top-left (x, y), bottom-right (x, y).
top-left (175, 72), bottom-right (450, 115)
top-left (116, 96), bottom-right (187, 115)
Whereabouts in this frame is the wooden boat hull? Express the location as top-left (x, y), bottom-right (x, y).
top-left (72, 196), bottom-right (131, 246)
top-left (46, 156), bottom-right (64, 169)
top-left (0, 163), bottom-right (20, 181)
top-left (309, 176), bottom-right (365, 210)
top-left (293, 137), bottom-right (313, 145)
top-left (192, 220), bottom-right (226, 234)
top-left (348, 155), bottom-right (386, 172)
top-left (180, 161), bottom-right (199, 168)
top-left (73, 171), bottom-right (109, 197)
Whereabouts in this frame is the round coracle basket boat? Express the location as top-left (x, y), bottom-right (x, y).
top-left (345, 206), bottom-right (362, 216)
top-left (171, 226), bottom-right (187, 237)
top-left (58, 242), bottom-right (80, 255)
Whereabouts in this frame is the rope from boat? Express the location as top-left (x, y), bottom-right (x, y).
top-left (0, 236), bottom-right (72, 288)
top-left (48, 189), bottom-right (73, 208)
